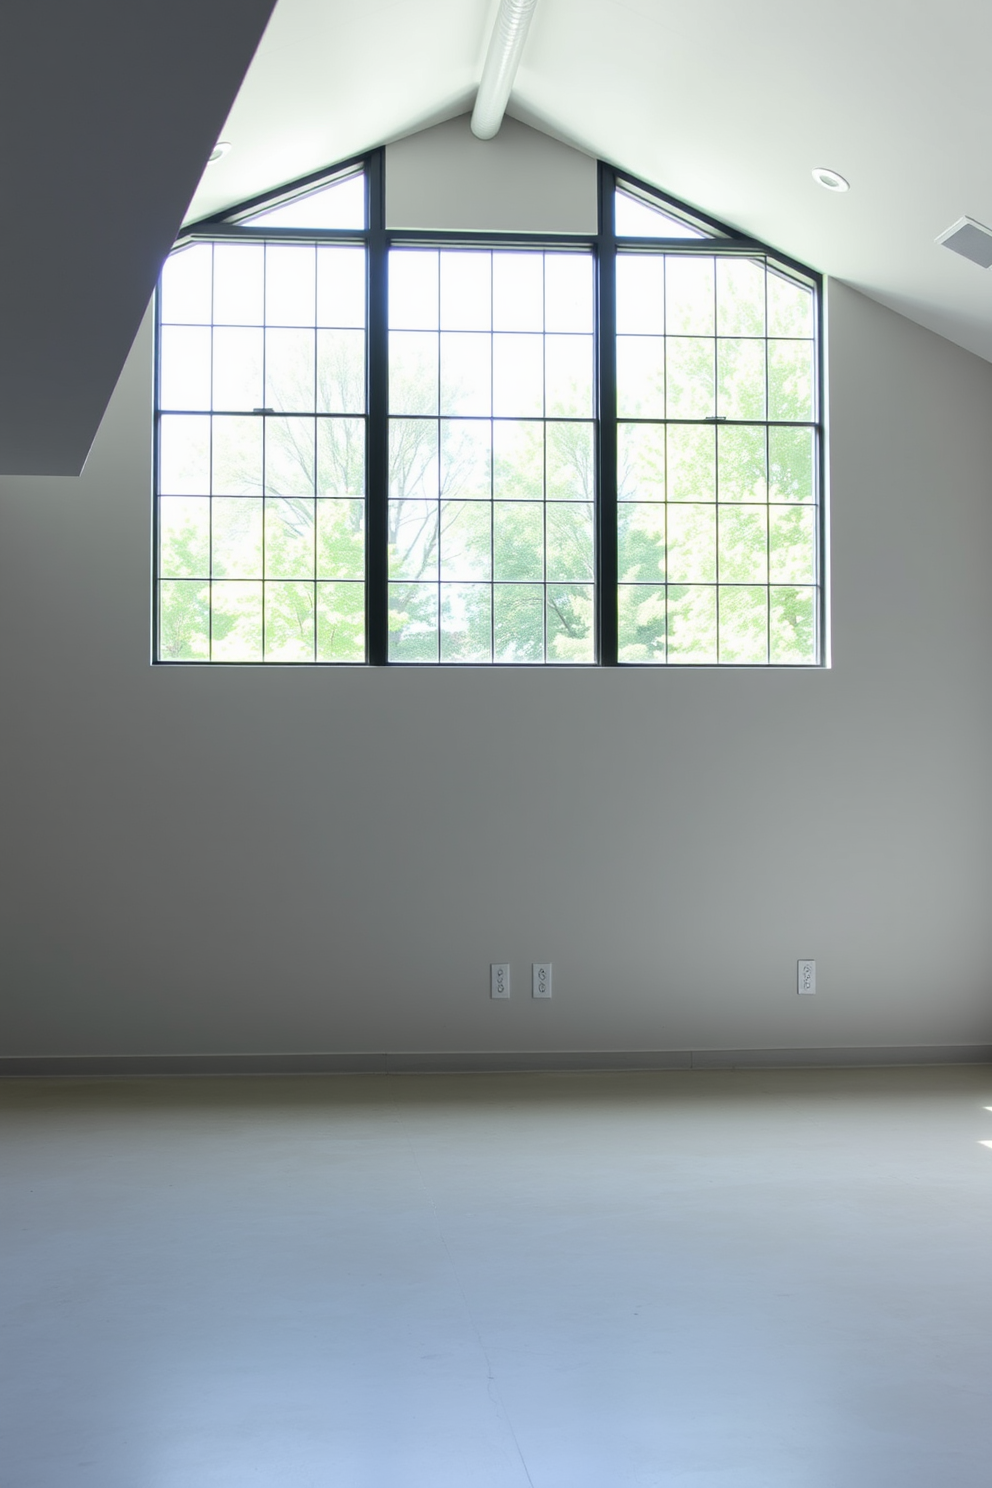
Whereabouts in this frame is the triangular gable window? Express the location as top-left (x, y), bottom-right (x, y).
top-left (615, 185), bottom-right (713, 239)
top-left (240, 171), bottom-right (365, 229)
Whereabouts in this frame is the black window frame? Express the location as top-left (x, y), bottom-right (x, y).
top-left (158, 146), bottom-right (824, 667)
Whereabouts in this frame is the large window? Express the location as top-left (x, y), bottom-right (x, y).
top-left (156, 154), bottom-right (821, 666)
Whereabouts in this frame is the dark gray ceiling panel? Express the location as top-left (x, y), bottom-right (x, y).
top-left (0, 0), bottom-right (277, 475)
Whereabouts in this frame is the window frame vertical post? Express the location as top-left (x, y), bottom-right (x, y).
top-left (596, 161), bottom-right (618, 665)
top-left (366, 148), bottom-right (389, 664)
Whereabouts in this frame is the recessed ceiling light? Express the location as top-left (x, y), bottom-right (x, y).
top-left (209, 141), bottom-right (232, 163)
top-left (812, 167), bottom-right (849, 193)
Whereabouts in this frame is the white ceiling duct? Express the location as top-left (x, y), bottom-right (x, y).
top-left (471, 0), bottom-right (539, 140)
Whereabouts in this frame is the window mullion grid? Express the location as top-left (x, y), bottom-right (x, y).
top-left (366, 149), bottom-right (389, 665)
top-left (596, 162), bottom-right (619, 665)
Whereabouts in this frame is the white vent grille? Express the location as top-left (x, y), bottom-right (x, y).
top-left (937, 216), bottom-right (992, 269)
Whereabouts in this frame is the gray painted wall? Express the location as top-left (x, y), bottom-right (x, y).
top-left (2, 134), bottom-right (991, 1059)
top-left (386, 115), bottom-right (597, 232)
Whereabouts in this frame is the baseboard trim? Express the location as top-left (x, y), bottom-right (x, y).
top-left (1, 1044), bottom-right (991, 1078)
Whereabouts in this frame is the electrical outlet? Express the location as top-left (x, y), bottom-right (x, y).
top-left (797, 959), bottom-right (816, 995)
top-left (532, 963), bottom-right (552, 999)
top-left (491, 963), bottom-right (510, 999)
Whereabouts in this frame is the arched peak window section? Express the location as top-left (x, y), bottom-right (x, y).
top-left (614, 183), bottom-right (716, 240)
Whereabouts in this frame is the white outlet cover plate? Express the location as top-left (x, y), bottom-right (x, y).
top-left (491, 964), bottom-right (510, 999)
top-left (797, 959), bottom-right (816, 995)
top-left (532, 963), bottom-right (552, 999)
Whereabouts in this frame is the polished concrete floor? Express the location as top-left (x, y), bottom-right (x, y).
top-left (2, 1066), bottom-right (992, 1487)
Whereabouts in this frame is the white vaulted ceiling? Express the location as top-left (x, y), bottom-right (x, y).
top-left (188, 0), bottom-right (992, 364)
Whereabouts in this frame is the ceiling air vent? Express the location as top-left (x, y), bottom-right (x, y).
top-left (937, 216), bottom-right (992, 268)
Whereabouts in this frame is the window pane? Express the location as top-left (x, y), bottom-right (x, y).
top-left (618, 423), bottom-right (665, 502)
top-left (718, 426), bottom-right (766, 502)
top-left (615, 189), bottom-right (708, 239)
top-left (667, 504), bottom-right (716, 583)
top-left (545, 335), bottom-right (593, 417)
top-left (264, 581), bottom-right (315, 661)
top-left (316, 329), bottom-right (365, 414)
top-left (390, 251), bottom-right (438, 329)
top-left (546, 503), bottom-right (594, 582)
top-left (717, 338), bottom-right (766, 420)
top-left (667, 584), bottom-right (717, 663)
top-left (390, 419), bottom-right (438, 501)
top-left (666, 425), bottom-right (715, 502)
top-left (440, 583), bottom-right (491, 661)
top-left (243, 172), bottom-right (365, 230)
top-left (718, 505), bottom-right (767, 583)
top-left (213, 327), bottom-right (263, 412)
top-left (160, 415), bottom-right (209, 494)
top-left (264, 418), bottom-right (315, 496)
top-left (317, 582), bottom-right (365, 661)
top-left (266, 327), bottom-right (315, 412)
top-left (317, 498), bottom-right (365, 580)
top-left (213, 244), bottom-right (264, 325)
top-left (440, 332), bottom-right (491, 415)
top-left (719, 586), bottom-right (768, 663)
top-left (212, 498), bottom-right (263, 578)
top-left (769, 505), bottom-right (815, 583)
top-left (388, 584), bottom-right (438, 661)
top-left (389, 499), bottom-right (438, 580)
top-left (265, 245), bottom-right (316, 326)
top-left (547, 585), bottom-right (594, 662)
top-left (618, 584), bottom-right (666, 662)
top-left (159, 580), bottom-right (210, 659)
top-left (547, 423), bottom-right (594, 501)
top-left (441, 419), bottom-right (491, 501)
top-left (768, 340), bottom-right (814, 421)
top-left (317, 418), bottom-right (365, 496)
top-left (544, 255), bottom-right (593, 332)
top-left (618, 504), bottom-right (665, 582)
top-left (494, 584), bottom-right (543, 661)
top-left (493, 254), bottom-right (543, 331)
top-left (265, 497), bottom-right (315, 579)
top-left (769, 427), bottom-right (815, 502)
top-left (666, 257), bottom-right (714, 334)
top-left (666, 337), bottom-right (715, 418)
top-left (617, 255), bottom-right (664, 335)
top-left (716, 258), bottom-right (766, 337)
top-left (159, 497), bottom-right (210, 578)
top-left (617, 336), bottom-right (665, 418)
top-left (160, 326), bottom-right (211, 410)
top-left (493, 420), bottom-right (543, 499)
top-left (770, 586), bottom-right (816, 663)
top-left (440, 500), bottom-right (491, 581)
top-left (767, 271), bottom-right (814, 337)
top-left (493, 334), bottom-right (543, 417)
top-left (317, 246), bottom-right (366, 328)
top-left (494, 502), bottom-right (543, 580)
top-left (211, 581), bottom-right (263, 661)
top-left (440, 252), bottom-right (491, 330)
top-left (160, 244), bottom-right (212, 324)
top-left (213, 416), bottom-right (262, 495)
top-left (390, 332), bottom-right (438, 415)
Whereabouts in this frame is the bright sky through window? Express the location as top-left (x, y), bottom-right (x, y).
top-left (240, 172), bottom-right (366, 230)
top-left (614, 187), bottom-right (708, 239)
